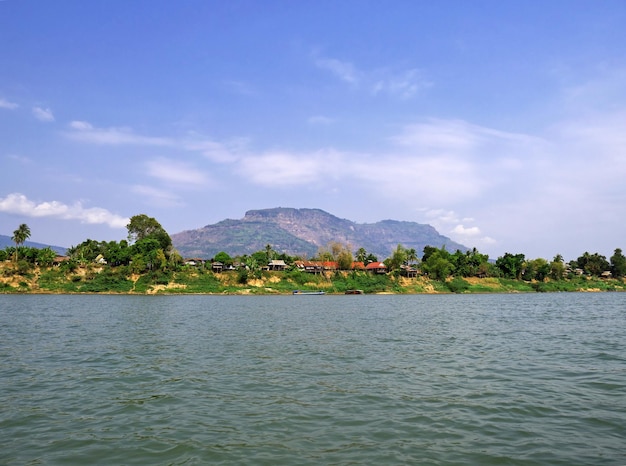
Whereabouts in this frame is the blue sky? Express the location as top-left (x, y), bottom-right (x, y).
top-left (1, 0), bottom-right (625, 261)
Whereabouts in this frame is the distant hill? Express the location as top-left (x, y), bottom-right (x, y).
top-left (171, 207), bottom-right (468, 260)
top-left (0, 234), bottom-right (67, 255)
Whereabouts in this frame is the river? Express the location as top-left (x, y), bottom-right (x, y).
top-left (1, 293), bottom-right (625, 465)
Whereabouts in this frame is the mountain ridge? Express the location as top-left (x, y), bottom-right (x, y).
top-left (0, 234), bottom-right (67, 255)
top-left (171, 207), bottom-right (468, 260)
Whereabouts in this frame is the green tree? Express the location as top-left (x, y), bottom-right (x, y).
top-left (337, 248), bottom-right (354, 270)
top-left (365, 253), bottom-right (378, 263)
top-left (422, 245), bottom-right (439, 263)
top-left (405, 248), bottom-right (418, 265)
top-left (214, 251), bottom-right (233, 266)
top-left (127, 214), bottom-right (172, 251)
top-left (421, 247), bottom-right (453, 281)
top-left (11, 223), bottom-right (31, 262)
top-left (576, 252), bottom-right (609, 276)
top-left (495, 253), bottom-right (525, 279)
top-left (155, 249), bottom-right (168, 271)
top-left (549, 254), bottom-right (566, 280)
top-left (168, 249), bottom-right (183, 269)
top-left (68, 239), bottom-right (104, 264)
top-left (36, 247), bottom-right (56, 267)
top-left (251, 250), bottom-right (269, 266)
top-left (355, 247), bottom-right (368, 263)
top-left (610, 248), bottom-right (626, 277)
top-left (524, 258), bottom-right (549, 282)
top-left (387, 244), bottom-right (407, 272)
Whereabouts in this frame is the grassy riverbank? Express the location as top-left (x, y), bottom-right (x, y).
top-left (1, 262), bottom-right (625, 294)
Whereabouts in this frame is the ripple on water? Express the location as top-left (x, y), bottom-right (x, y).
top-left (1, 293), bottom-right (625, 465)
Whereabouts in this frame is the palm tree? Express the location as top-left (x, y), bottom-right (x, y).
top-left (12, 223), bottom-right (31, 262)
top-left (406, 248), bottom-right (418, 265)
top-left (356, 247), bottom-right (367, 263)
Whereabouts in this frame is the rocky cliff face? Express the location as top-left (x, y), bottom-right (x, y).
top-left (171, 207), bottom-right (468, 260)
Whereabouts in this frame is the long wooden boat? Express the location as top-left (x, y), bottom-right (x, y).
top-left (345, 289), bottom-right (364, 294)
top-left (292, 290), bottom-right (325, 295)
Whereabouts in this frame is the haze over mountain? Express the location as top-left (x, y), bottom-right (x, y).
top-left (0, 235), bottom-right (67, 255)
top-left (171, 208), bottom-right (468, 260)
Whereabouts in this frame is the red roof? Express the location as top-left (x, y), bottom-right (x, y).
top-left (365, 261), bottom-right (387, 270)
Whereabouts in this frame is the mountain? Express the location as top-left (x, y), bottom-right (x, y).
top-left (0, 234), bottom-right (67, 255)
top-left (171, 207), bottom-right (468, 260)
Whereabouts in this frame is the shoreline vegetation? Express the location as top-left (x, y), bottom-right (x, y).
top-left (1, 263), bottom-right (625, 295)
top-left (3, 215), bottom-right (625, 295)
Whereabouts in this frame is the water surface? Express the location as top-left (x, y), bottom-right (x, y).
top-left (1, 293), bottom-right (625, 464)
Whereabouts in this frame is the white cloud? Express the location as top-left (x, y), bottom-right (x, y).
top-left (145, 158), bottom-right (208, 186)
top-left (0, 193), bottom-right (129, 228)
top-left (238, 150), bottom-right (339, 186)
top-left (452, 224), bottom-right (481, 236)
top-left (131, 185), bottom-right (183, 207)
top-left (314, 54), bottom-right (431, 99)
top-left (372, 68), bottom-right (432, 99)
top-left (69, 120), bottom-right (93, 130)
top-left (66, 120), bottom-right (171, 145)
top-left (33, 106), bottom-right (55, 122)
top-left (314, 57), bottom-right (359, 84)
top-left (0, 98), bottom-right (19, 109)
top-left (65, 121), bottom-right (243, 165)
top-left (183, 138), bottom-right (241, 163)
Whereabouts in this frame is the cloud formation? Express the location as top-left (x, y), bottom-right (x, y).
top-left (131, 185), bottom-right (183, 207)
top-left (0, 193), bottom-right (129, 228)
top-left (54, 109), bottom-right (625, 258)
top-left (314, 57), bottom-right (359, 84)
top-left (145, 157), bottom-right (209, 186)
top-left (0, 98), bottom-right (19, 109)
top-left (66, 120), bottom-right (171, 145)
top-left (32, 106), bottom-right (55, 122)
top-left (314, 54), bottom-right (430, 98)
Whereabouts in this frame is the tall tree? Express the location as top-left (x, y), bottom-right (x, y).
top-left (610, 248), bottom-right (626, 277)
top-left (576, 252), bottom-right (609, 276)
top-left (127, 214), bottom-right (172, 251)
top-left (421, 247), bottom-right (453, 281)
top-left (387, 244), bottom-right (407, 272)
top-left (405, 248), bottom-right (418, 265)
top-left (495, 253), bottom-right (525, 279)
top-left (337, 248), bottom-right (354, 270)
top-left (549, 254), bottom-right (566, 280)
top-left (11, 223), bottom-right (31, 262)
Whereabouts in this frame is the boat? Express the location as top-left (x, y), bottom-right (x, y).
top-left (292, 290), bottom-right (325, 295)
top-left (345, 289), bottom-right (364, 294)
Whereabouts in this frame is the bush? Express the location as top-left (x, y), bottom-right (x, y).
top-left (237, 268), bottom-right (249, 284)
top-left (447, 277), bottom-right (469, 293)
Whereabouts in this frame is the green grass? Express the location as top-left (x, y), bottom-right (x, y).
top-left (2, 262), bottom-right (625, 295)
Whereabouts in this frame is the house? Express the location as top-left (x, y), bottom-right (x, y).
top-left (601, 271), bottom-right (613, 279)
top-left (94, 254), bottom-right (107, 265)
top-left (211, 261), bottom-right (224, 273)
top-left (322, 261), bottom-right (338, 271)
top-left (295, 260), bottom-right (324, 274)
top-left (365, 261), bottom-right (387, 274)
top-left (268, 259), bottom-right (287, 271)
top-left (184, 258), bottom-right (205, 267)
top-left (351, 261), bottom-right (366, 271)
top-left (400, 264), bottom-right (419, 278)
top-left (53, 256), bottom-right (71, 266)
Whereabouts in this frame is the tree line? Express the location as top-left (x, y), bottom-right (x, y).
top-left (3, 215), bottom-right (625, 282)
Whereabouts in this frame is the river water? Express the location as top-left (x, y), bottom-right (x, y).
top-left (1, 293), bottom-right (625, 465)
